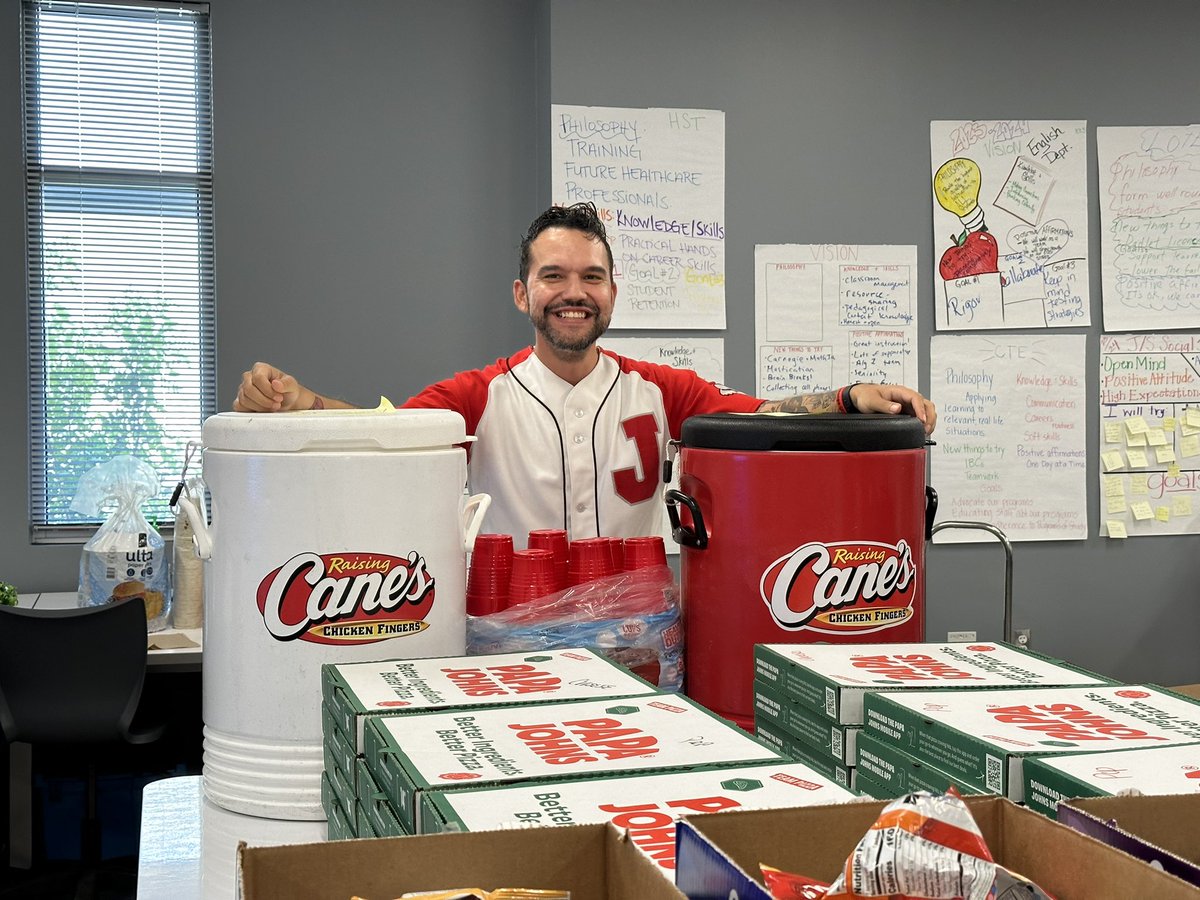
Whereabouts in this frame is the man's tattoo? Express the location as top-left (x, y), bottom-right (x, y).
top-left (758, 390), bottom-right (839, 414)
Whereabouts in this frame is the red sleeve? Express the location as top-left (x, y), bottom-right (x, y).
top-left (400, 355), bottom-right (516, 434)
top-left (610, 352), bottom-right (762, 439)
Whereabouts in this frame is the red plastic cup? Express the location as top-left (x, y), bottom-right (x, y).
top-left (623, 535), bottom-right (668, 571)
top-left (508, 548), bottom-right (557, 607)
top-left (605, 537), bottom-right (625, 573)
top-left (528, 529), bottom-right (569, 590)
top-left (567, 537), bottom-right (616, 586)
top-left (466, 533), bottom-right (513, 616)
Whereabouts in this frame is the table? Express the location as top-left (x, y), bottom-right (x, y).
top-left (17, 591), bottom-right (202, 672)
top-left (137, 775), bottom-right (327, 900)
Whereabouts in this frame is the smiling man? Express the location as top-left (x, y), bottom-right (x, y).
top-left (235, 203), bottom-right (936, 544)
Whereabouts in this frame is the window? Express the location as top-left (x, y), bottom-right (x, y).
top-left (22, 0), bottom-right (215, 540)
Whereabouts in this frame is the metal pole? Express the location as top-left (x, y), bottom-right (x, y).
top-left (930, 520), bottom-right (1015, 644)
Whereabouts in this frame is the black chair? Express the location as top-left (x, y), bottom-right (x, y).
top-left (0, 596), bottom-right (165, 875)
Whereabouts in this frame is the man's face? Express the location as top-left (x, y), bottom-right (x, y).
top-left (514, 227), bottom-right (616, 355)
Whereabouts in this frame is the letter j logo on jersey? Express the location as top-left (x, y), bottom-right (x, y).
top-left (256, 551), bottom-right (437, 644)
top-left (759, 540), bottom-right (916, 636)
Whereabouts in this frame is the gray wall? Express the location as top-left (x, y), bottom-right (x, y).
top-left (4, 0), bottom-right (1198, 685)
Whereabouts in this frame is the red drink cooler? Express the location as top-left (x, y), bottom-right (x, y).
top-left (667, 414), bottom-right (935, 728)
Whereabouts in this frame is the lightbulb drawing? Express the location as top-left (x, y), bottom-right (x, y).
top-left (933, 157), bottom-right (987, 235)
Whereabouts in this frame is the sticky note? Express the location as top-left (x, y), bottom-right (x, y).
top-left (1103, 475), bottom-right (1125, 498)
top-left (1107, 495), bottom-right (1127, 514)
top-left (1126, 448), bottom-right (1148, 468)
top-left (1126, 430), bottom-right (1147, 447)
top-left (1106, 520), bottom-right (1128, 539)
top-left (1172, 495), bottom-right (1193, 517)
top-left (1156, 505), bottom-right (1172, 522)
top-left (1146, 429), bottom-right (1168, 446)
top-left (1164, 416), bottom-right (1177, 431)
top-left (1182, 435), bottom-right (1200, 458)
top-left (1187, 408), bottom-right (1200, 428)
top-left (1125, 416), bottom-right (1149, 435)
top-left (1169, 463), bottom-right (1182, 477)
top-left (1130, 501), bottom-right (1154, 520)
top-left (1104, 422), bottom-right (1124, 443)
top-left (1155, 445), bottom-right (1177, 464)
top-left (1130, 475), bottom-right (1150, 495)
top-left (1101, 450), bottom-right (1125, 472)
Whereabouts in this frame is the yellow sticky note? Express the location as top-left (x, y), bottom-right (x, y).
top-left (1127, 448), bottom-right (1149, 468)
top-left (1146, 429), bottom-right (1168, 446)
top-left (1172, 495), bottom-right (1193, 517)
top-left (1125, 416), bottom-right (1149, 435)
top-left (1164, 416), bottom-right (1177, 432)
top-left (1156, 445), bottom-right (1177, 464)
top-left (1131, 501), bottom-right (1154, 520)
top-left (1104, 422), bottom-right (1124, 444)
top-left (1182, 435), bottom-right (1200, 458)
top-left (1169, 463), bottom-right (1182, 477)
top-left (1130, 475), bottom-right (1150, 495)
top-left (1107, 520), bottom-right (1128, 538)
top-left (1103, 475), bottom-right (1125, 498)
top-left (1107, 494), bottom-right (1127, 514)
top-left (1126, 430), bottom-right (1147, 447)
top-left (1187, 408), bottom-right (1200, 428)
top-left (1101, 450), bottom-right (1125, 472)
top-left (1156, 505), bottom-right (1172, 522)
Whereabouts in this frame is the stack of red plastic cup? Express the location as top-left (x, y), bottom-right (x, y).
top-left (604, 537), bottom-right (625, 574)
top-left (508, 548), bottom-right (557, 607)
top-left (466, 533), bottom-right (514, 616)
top-left (623, 535), bottom-right (668, 571)
top-left (567, 537), bottom-right (616, 586)
top-left (527, 529), bottom-right (569, 590)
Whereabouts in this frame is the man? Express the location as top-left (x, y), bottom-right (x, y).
top-left (235, 203), bottom-right (936, 543)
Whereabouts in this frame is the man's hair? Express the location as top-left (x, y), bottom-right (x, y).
top-left (518, 202), bottom-right (614, 283)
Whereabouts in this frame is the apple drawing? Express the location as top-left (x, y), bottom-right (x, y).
top-left (939, 230), bottom-right (1000, 280)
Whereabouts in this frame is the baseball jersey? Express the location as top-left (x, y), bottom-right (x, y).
top-left (402, 346), bottom-right (762, 544)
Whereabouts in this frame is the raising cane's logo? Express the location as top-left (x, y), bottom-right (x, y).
top-left (759, 540), bottom-right (916, 635)
top-left (255, 551), bottom-right (436, 645)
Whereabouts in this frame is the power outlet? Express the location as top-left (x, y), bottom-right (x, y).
top-left (947, 631), bottom-right (977, 642)
top-left (1015, 628), bottom-right (1032, 647)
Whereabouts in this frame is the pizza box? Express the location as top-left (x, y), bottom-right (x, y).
top-left (854, 730), bottom-right (987, 799)
top-left (363, 692), bottom-right (785, 834)
top-left (1059, 793), bottom-right (1200, 888)
top-left (323, 647), bottom-right (659, 752)
top-left (753, 677), bottom-right (859, 764)
top-left (239, 821), bottom-right (686, 900)
top-left (1023, 742), bottom-right (1200, 817)
top-left (356, 757), bottom-right (409, 838)
top-left (753, 719), bottom-right (855, 791)
top-left (673, 795), bottom-right (1200, 900)
top-left (863, 684), bottom-right (1200, 801)
top-left (754, 641), bottom-right (1110, 725)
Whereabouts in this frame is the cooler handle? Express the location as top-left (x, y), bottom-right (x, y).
top-left (461, 492), bottom-right (492, 552)
top-left (665, 488), bottom-right (708, 550)
top-left (924, 485), bottom-right (939, 541)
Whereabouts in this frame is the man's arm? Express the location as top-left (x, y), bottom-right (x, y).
top-left (232, 362), bottom-right (357, 412)
top-left (757, 383), bottom-right (937, 435)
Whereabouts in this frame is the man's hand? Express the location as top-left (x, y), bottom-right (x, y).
top-left (233, 362), bottom-right (315, 412)
top-left (850, 383), bottom-right (937, 435)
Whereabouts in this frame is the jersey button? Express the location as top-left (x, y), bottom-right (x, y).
top-left (573, 434), bottom-right (585, 444)
top-left (574, 409), bottom-right (584, 418)
top-left (576, 503), bottom-right (587, 513)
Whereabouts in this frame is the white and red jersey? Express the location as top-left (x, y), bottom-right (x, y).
top-left (403, 346), bottom-right (762, 544)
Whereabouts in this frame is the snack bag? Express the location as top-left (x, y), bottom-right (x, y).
top-left (71, 455), bottom-right (170, 632)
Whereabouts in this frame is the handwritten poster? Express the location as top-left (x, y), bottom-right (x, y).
top-left (1099, 333), bottom-right (1200, 537)
top-left (1098, 126), bottom-right (1200, 332)
top-left (754, 244), bottom-right (918, 398)
top-left (930, 121), bottom-right (1090, 331)
top-left (603, 336), bottom-right (727, 554)
top-left (931, 334), bottom-right (1087, 543)
top-left (551, 105), bottom-right (726, 330)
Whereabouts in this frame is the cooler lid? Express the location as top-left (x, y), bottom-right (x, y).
top-left (679, 412), bottom-right (926, 452)
top-left (202, 407), bottom-right (468, 452)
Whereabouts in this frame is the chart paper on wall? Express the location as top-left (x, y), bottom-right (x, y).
top-left (930, 120), bottom-right (1090, 331)
top-left (551, 105), bottom-right (726, 330)
top-left (754, 244), bottom-right (918, 397)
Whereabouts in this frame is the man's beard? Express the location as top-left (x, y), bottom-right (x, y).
top-left (531, 304), bottom-right (609, 353)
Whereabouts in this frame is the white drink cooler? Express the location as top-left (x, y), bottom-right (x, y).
top-left (178, 409), bottom-right (489, 820)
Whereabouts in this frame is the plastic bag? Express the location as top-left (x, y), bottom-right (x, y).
top-left (466, 565), bottom-right (683, 691)
top-left (71, 455), bottom-right (170, 632)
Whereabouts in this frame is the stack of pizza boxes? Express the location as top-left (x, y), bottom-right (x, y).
top-left (321, 646), bottom-right (859, 869)
top-left (752, 641), bottom-right (1118, 800)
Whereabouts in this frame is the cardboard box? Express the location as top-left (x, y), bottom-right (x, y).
top-left (753, 719), bottom-right (854, 790)
top-left (753, 678), bottom-right (858, 763)
top-left (1024, 743), bottom-right (1200, 817)
top-left (754, 641), bottom-right (1110, 725)
top-left (323, 647), bottom-right (659, 752)
top-left (1168, 684), bottom-right (1200, 701)
top-left (1059, 793), bottom-right (1200, 888)
top-left (854, 730), bottom-right (985, 798)
top-left (238, 821), bottom-right (686, 900)
top-left (862, 683), bottom-right (1200, 801)
top-left (356, 757), bottom-right (408, 838)
top-left (365, 692), bottom-right (784, 833)
top-left (674, 795), bottom-right (1200, 899)
top-left (421, 760), bottom-right (857, 870)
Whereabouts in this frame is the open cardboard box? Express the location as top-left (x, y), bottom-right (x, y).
top-left (674, 795), bottom-right (1200, 899)
top-left (1059, 793), bottom-right (1200, 888)
top-left (238, 822), bottom-right (685, 900)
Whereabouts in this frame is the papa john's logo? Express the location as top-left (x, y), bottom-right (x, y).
top-left (759, 540), bottom-right (917, 636)
top-left (256, 551), bottom-right (436, 645)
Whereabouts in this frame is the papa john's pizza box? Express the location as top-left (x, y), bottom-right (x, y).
top-left (238, 821), bottom-right (685, 900)
top-left (753, 678), bottom-right (859, 764)
top-left (854, 730), bottom-right (986, 799)
top-left (862, 684), bottom-right (1200, 802)
top-left (753, 641), bottom-right (1111, 725)
top-left (1023, 742), bottom-right (1200, 818)
top-left (420, 759), bottom-right (857, 871)
top-left (363, 692), bottom-right (785, 834)
top-left (753, 719), bottom-right (855, 790)
top-left (1058, 793), bottom-right (1200, 889)
top-left (322, 647), bottom-right (659, 752)
top-left (673, 795), bottom-right (1200, 900)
